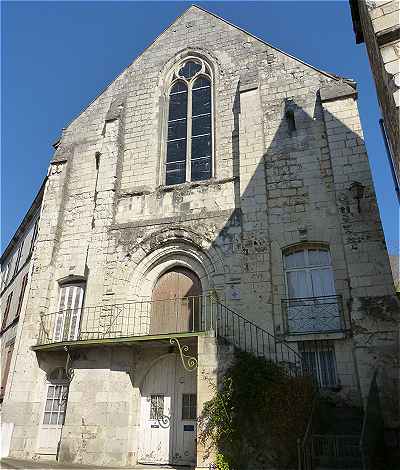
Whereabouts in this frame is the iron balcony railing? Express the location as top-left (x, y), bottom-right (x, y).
top-left (281, 295), bottom-right (345, 335)
top-left (37, 295), bottom-right (302, 372)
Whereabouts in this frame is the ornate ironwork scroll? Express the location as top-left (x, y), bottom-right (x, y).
top-left (64, 346), bottom-right (75, 381)
top-left (170, 338), bottom-right (198, 372)
top-left (157, 414), bottom-right (171, 428)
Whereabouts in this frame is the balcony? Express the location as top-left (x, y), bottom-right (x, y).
top-left (33, 296), bottom-right (302, 373)
top-left (35, 296), bottom-right (215, 350)
top-left (281, 295), bottom-right (345, 336)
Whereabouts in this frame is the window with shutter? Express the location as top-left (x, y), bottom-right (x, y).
top-left (0, 342), bottom-right (15, 400)
top-left (53, 284), bottom-right (85, 342)
top-left (1, 292), bottom-right (13, 331)
top-left (15, 273), bottom-right (28, 318)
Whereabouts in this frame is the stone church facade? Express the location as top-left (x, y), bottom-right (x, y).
top-left (1, 6), bottom-right (398, 468)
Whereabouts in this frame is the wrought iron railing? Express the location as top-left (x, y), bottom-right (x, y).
top-left (359, 370), bottom-right (384, 470)
top-left (281, 295), bottom-right (345, 335)
top-left (37, 295), bottom-right (302, 371)
top-left (312, 434), bottom-right (362, 469)
top-left (297, 394), bottom-right (318, 470)
top-left (213, 299), bottom-right (302, 372)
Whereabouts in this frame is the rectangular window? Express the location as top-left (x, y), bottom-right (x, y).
top-left (182, 393), bottom-right (197, 420)
top-left (150, 394), bottom-right (164, 420)
top-left (299, 342), bottom-right (338, 388)
top-left (15, 273), bottom-right (28, 318)
top-left (1, 263), bottom-right (11, 290)
top-left (30, 219), bottom-right (39, 255)
top-left (13, 241), bottom-right (24, 276)
top-left (43, 384), bottom-right (68, 425)
top-left (0, 342), bottom-right (15, 400)
top-left (53, 284), bottom-right (85, 342)
top-left (1, 292), bottom-right (13, 331)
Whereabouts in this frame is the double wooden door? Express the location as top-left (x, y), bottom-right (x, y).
top-left (150, 268), bottom-right (201, 335)
top-left (137, 354), bottom-right (197, 465)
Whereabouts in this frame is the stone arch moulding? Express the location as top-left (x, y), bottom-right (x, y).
top-left (158, 47), bottom-right (220, 89)
top-left (124, 227), bottom-right (226, 304)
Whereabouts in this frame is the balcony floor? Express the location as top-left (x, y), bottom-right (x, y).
top-left (31, 330), bottom-right (209, 352)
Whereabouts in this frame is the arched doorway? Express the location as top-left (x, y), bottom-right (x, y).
top-left (150, 267), bottom-right (202, 335)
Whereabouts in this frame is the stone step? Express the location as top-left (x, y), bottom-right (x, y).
top-left (0, 459), bottom-right (191, 470)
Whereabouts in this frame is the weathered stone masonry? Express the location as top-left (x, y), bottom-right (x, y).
top-left (1, 5), bottom-right (398, 467)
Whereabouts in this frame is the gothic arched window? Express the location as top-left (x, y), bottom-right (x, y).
top-left (165, 58), bottom-right (213, 186)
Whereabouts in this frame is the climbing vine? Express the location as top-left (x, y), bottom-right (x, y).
top-left (199, 351), bottom-right (314, 470)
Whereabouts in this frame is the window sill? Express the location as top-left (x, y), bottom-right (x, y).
top-left (283, 331), bottom-right (348, 342)
top-left (157, 177), bottom-right (236, 193)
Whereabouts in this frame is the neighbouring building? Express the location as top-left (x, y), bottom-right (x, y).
top-left (1, 181), bottom-right (44, 455)
top-left (1, 6), bottom-right (398, 468)
top-left (349, 0), bottom-right (400, 198)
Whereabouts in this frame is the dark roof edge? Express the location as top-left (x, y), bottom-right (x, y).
top-left (349, 0), bottom-right (365, 44)
top-left (1, 177), bottom-right (47, 264)
top-left (57, 4), bottom-right (351, 141)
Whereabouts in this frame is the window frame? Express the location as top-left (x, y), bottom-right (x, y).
top-left (1, 292), bottom-right (13, 331)
top-left (42, 371), bottom-right (69, 426)
top-left (15, 273), bottom-right (29, 319)
top-left (13, 241), bottom-right (24, 276)
top-left (163, 57), bottom-right (215, 186)
top-left (299, 341), bottom-right (338, 389)
top-left (149, 394), bottom-right (164, 420)
top-left (0, 341), bottom-right (15, 400)
top-left (53, 282), bottom-right (85, 342)
top-left (283, 246), bottom-right (336, 301)
top-left (182, 393), bottom-right (197, 420)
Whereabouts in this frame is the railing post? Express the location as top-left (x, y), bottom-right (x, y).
top-left (297, 437), bottom-right (302, 470)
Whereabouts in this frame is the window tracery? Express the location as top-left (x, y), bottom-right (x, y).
top-left (165, 58), bottom-right (213, 186)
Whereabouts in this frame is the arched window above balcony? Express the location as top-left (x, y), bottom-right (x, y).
top-left (165, 58), bottom-right (213, 186)
top-left (282, 245), bottom-right (342, 335)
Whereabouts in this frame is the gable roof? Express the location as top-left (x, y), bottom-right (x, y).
top-left (59, 4), bottom-right (351, 136)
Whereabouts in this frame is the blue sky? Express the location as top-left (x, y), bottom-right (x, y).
top-left (2, 1), bottom-right (398, 254)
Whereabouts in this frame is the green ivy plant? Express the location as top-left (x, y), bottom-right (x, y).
top-left (199, 351), bottom-right (314, 470)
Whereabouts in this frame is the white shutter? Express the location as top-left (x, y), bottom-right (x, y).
top-left (53, 284), bottom-right (85, 342)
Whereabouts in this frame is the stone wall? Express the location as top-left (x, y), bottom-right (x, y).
top-left (2, 5), bottom-right (398, 465)
top-left (354, 0), bottom-right (400, 184)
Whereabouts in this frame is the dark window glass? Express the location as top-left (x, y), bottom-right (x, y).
top-left (192, 115), bottom-right (211, 137)
top-left (166, 161), bottom-right (186, 186)
top-left (169, 90), bottom-right (188, 121)
top-left (166, 140), bottom-right (187, 163)
top-left (191, 156), bottom-right (212, 182)
top-left (179, 61), bottom-right (201, 79)
top-left (286, 110), bottom-right (296, 133)
top-left (171, 81), bottom-right (187, 93)
top-left (166, 81), bottom-right (188, 186)
top-left (192, 87), bottom-right (211, 117)
top-left (192, 76), bottom-right (211, 90)
top-left (191, 134), bottom-right (211, 160)
top-left (168, 119), bottom-right (187, 141)
top-left (182, 393), bottom-right (197, 420)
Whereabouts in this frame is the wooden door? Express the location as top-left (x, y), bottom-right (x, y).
top-left (137, 354), bottom-right (197, 466)
top-left (138, 355), bottom-right (175, 464)
top-left (150, 268), bottom-right (201, 335)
